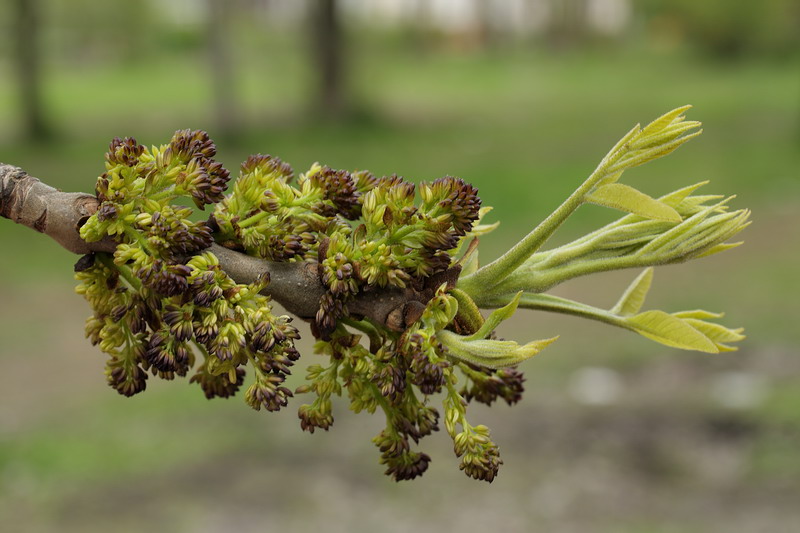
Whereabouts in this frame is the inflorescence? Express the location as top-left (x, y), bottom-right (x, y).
top-left (73, 107), bottom-right (749, 482)
top-left (76, 129), bottom-right (524, 482)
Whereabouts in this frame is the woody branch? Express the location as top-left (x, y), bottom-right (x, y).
top-left (0, 163), bottom-right (430, 329)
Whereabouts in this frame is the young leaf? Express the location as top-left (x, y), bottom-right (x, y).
top-left (658, 181), bottom-right (710, 208)
top-left (587, 183), bottom-right (682, 222)
top-left (463, 291), bottom-right (522, 341)
top-left (437, 330), bottom-right (558, 369)
top-left (694, 241), bottom-right (744, 259)
top-left (611, 268), bottom-right (654, 316)
top-left (640, 105), bottom-right (693, 137)
top-left (609, 129), bottom-right (703, 174)
top-left (679, 318), bottom-right (745, 352)
top-left (626, 310), bottom-right (717, 353)
top-left (672, 309), bottom-right (724, 320)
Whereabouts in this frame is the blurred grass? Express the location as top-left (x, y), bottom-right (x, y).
top-left (1, 31), bottom-right (799, 533)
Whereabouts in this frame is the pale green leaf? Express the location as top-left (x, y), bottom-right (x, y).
top-left (684, 318), bottom-right (745, 349)
top-left (437, 330), bottom-right (558, 369)
top-left (636, 201), bottom-right (725, 257)
top-left (611, 129), bottom-right (703, 172)
top-left (672, 310), bottom-right (724, 320)
top-left (658, 181), bottom-right (709, 208)
top-left (640, 105), bottom-right (693, 137)
top-left (627, 310), bottom-right (718, 353)
top-left (588, 183), bottom-right (682, 222)
top-left (464, 291), bottom-right (522, 341)
top-left (611, 268), bottom-right (654, 316)
top-left (694, 241), bottom-right (744, 259)
top-left (636, 121), bottom-right (702, 151)
top-left (470, 221), bottom-right (500, 237)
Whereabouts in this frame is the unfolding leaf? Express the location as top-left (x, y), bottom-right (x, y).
top-left (672, 309), bottom-right (724, 320)
top-left (437, 330), bottom-right (557, 369)
top-left (658, 181), bottom-right (709, 208)
top-left (464, 291), bottom-right (522, 341)
top-left (694, 241), bottom-right (744, 259)
top-left (680, 317), bottom-right (745, 352)
top-left (588, 183), bottom-right (682, 222)
top-left (640, 105), bottom-right (693, 137)
top-left (636, 121), bottom-right (703, 151)
top-left (611, 268), bottom-right (653, 316)
top-left (609, 130), bottom-right (702, 173)
top-left (626, 310), bottom-right (717, 353)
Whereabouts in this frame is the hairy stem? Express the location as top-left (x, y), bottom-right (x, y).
top-left (456, 126), bottom-right (635, 296)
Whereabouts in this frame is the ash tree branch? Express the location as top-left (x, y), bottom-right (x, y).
top-left (0, 163), bottom-right (425, 329)
top-left (0, 163), bottom-right (116, 254)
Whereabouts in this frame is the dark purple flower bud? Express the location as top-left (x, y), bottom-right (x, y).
top-left (462, 449), bottom-right (501, 483)
top-left (352, 169), bottom-right (378, 194)
top-left (106, 137), bottom-right (144, 167)
top-left (249, 321), bottom-right (275, 353)
top-left (193, 322), bottom-right (218, 345)
top-left (308, 166), bottom-right (361, 219)
top-left (428, 176), bottom-right (481, 236)
top-left (373, 430), bottom-right (431, 481)
top-left (105, 357), bottom-right (148, 397)
top-left (461, 365), bottom-right (526, 406)
top-left (169, 129), bottom-right (217, 161)
top-left (190, 366), bottom-right (246, 399)
top-left (298, 403), bottom-right (334, 433)
top-left (245, 373), bottom-right (293, 412)
top-left (372, 361), bottom-right (407, 405)
top-left (96, 202), bottom-right (119, 222)
top-left (241, 154), bottom-right (294, 181)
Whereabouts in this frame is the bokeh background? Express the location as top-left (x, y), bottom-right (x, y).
top-left (1, 1), bottom-right (799, 531)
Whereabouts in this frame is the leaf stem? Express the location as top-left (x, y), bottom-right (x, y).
top-left (457, 134), bottom-right (630, 296)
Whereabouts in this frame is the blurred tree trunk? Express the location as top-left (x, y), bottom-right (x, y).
top-left (408, 0), bottom-right (434, 52)
top-left (546, 0), bottom-right (588, 51)
top-left (476, 0), bottom-right (497, 49)
top-left (208, 0), bottom-right (239, 139)
top-left (13, 0), bottom-right (51, 141)
top-left (312, 0), bottom-right (347, 118)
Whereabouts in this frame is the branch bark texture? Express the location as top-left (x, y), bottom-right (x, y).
top-left (0, 163), bottom-right (431, 329)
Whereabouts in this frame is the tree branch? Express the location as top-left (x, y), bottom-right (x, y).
top-left (0, 163), bottom-right (116, 254)
top-left (0, 163), bottom-right (431, 329)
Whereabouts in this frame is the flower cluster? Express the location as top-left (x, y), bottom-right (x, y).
top-left (213, 158), bottom-right (482, 337)
top-left (296, 286), bottom-right (531, 482)
top-left (76, 252), bottom-right (299, 410)
top-left (80, 131), bottom-right (230, 296)
top-left (77, 131), bottom-right (518, 481)
top-left (315, 174), bottom-right (481, 335)
top-left (76, 131), bottom-right (299, 411)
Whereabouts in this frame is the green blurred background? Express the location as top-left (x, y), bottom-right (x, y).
top-left (1, 1), bottom-right (799, 531)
